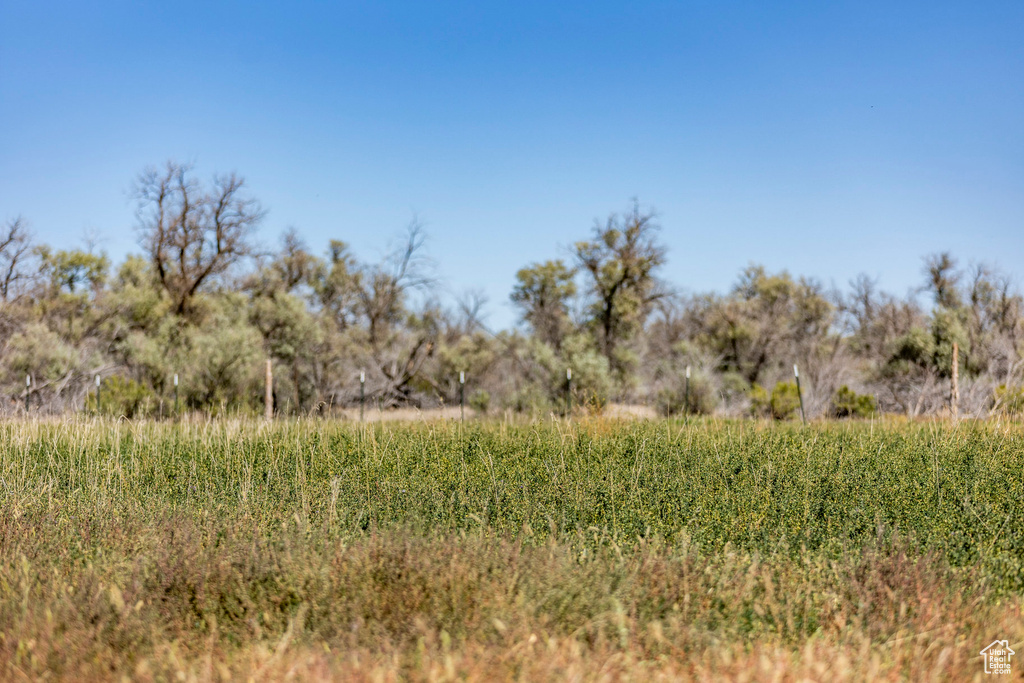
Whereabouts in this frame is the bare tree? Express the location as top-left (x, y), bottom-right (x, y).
top-left (841, 274), bottom-right (878, 336)
top-left (134, 161), bottom-right (265, 316)
top-left (274, 227), bottom-right (318, 292)
top-left (358, 219), bottom-right (433, 352)
top-left (0, 217), bottom-right (34, 301)
top-left (358, 222), bottom-right (439, 405)
top-left (456, 288), bottom-right (489, 334)
top-left (964, 262), bottom-right (1024, 382)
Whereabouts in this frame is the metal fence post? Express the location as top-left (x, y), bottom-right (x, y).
top-left (264, 359), bottom-right (273, 420)
top-left (794, 364), bottom-right (806, 424)
top-left (685, 365), bottom-right (691, 418)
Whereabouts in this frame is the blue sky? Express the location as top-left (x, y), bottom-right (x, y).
top-left (2, 1), bottom-right (1022, 328)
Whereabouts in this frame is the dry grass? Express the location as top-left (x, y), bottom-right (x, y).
top-left (1, 512), bottom-right (1018, 681)
top-left (329, 402), bottom-right (657, 422)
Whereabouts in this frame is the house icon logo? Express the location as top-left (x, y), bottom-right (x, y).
top-left (980, 640), bottom-right (1015, 675)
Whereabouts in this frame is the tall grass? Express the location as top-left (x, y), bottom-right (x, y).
top-left (0, 417), bottom-right (1021, 680)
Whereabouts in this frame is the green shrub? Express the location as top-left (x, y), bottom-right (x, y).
top-left (562, 341), bottom-right (612, 414)
top-left (748, 384), bottom-right (770, 418)
top-left (657, 371), bottom-right (718, 416)
top-left (505, 386), bottom-right (552, 415)
top-left (720, 371), bottom-right (751, 409)
top-left (770, 381), bottom-right (801, 420)
top-left (87, 376), bottom-right (159, 418)
top-left (994, 384), bottom-right (1024, 415)
top-left (831, 385), bottom-right (877, 418)
top-left (575, 386), bottom-right (608, 415)
top-left (468, 389), bottom-right (491, 414)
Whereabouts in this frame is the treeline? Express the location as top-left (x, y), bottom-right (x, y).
top-left (3, 161), bottom-right (1023, 419)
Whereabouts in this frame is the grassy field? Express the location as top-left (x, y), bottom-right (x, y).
top-left (0, 416), bottom-right (1022, 680)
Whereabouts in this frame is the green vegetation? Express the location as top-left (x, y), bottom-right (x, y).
top-left (832, 385), bottom-right (878, 418)
top-left (770, 381), bottom-right (802, 420)
top-left (0, 417), bottom-right (1022, 679)
top-left (996, 383), bottom-right (1024, 415)
top-left (85, 375), bottom-right (160, 418)
top-left (748, 381), bottom-right (802, 420)
top-left (5, 171), bottom-right (1024, 420)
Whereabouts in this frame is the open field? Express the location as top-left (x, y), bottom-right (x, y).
top-left (1, 417), bottom-right (1022, 680)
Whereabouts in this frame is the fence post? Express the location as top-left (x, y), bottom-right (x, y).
top-left (459, 371), bottom-right (465, 423)
top-left (794, 364), bottom-right (806, 424)
top-left (25, 375), bottom-right (30, 413)
top-left (173, 373), bottom-right (179, 416)
top-left (95, 374), bottom-right (101, 415)
top-left (360, 370), bottom-right (365, 423)
top-left (264, 359), bottom-right (273, 420)
top-left (565, 368), bottom-right (573, 417)
top-left (950, 342), bottom-right (960, 420)
top-left (685, 365), bottom-right (691, 418)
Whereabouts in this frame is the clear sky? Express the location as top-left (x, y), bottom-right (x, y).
top-left (2, 1), bottom-right (1022, 328)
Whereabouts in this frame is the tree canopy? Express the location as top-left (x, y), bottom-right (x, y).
top-left (2, 165), bottom-right (1022, 419)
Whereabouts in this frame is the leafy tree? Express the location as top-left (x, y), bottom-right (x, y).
top-left (37, 248), bottom-right (108, 296)
top-left (511, 259), bottom-right (576, 349)
top-left (4, 163), bottom-right (1024, 420)
top-left (313, 240), bottom-right (361, 332)
top-left (574, 201), bottom-right (666, 382)
top-left (183, 293), bottom-right (263, 411)
top-left (930, 307), bottom-right (968, 378)
top-left (692, 266), bottom-right (833, 387)
top-left (35, 247), bottom-right (111, 344)
top-left (923, 252), bottom-right (962, 310)
top-left (245, 231), bottom-right (323, 412)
